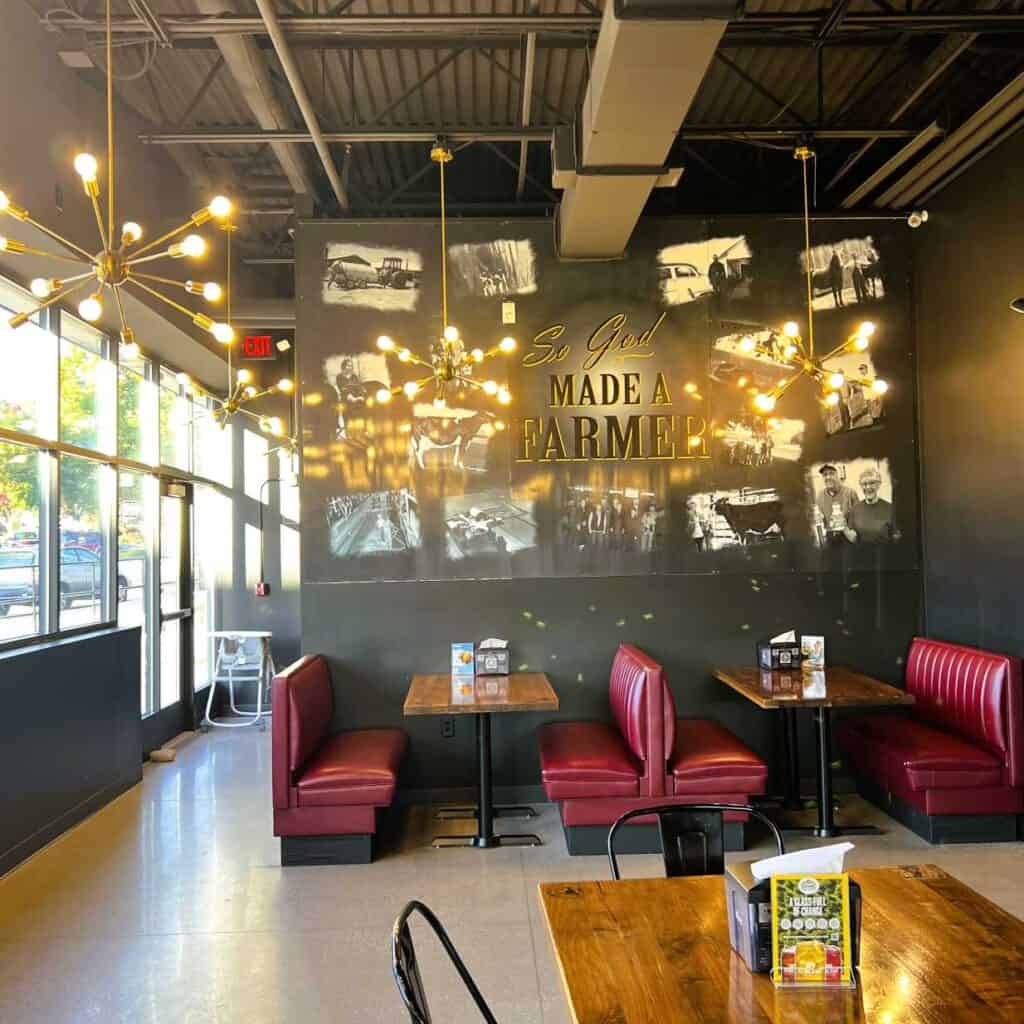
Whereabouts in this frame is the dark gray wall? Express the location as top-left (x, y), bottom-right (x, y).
top-left (297, 215), bottom-right (922, 790)
top-left (915, 132), bottom-right (1024, 656)
top-left (0, 627), bottom-right (142, 875)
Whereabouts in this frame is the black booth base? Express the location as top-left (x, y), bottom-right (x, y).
top-left (562, 820), bottom-right (745, 857)
top-left (281, 834), bottom-right (374, 866)
top-left (856, 780), bottom-right (1019, 845)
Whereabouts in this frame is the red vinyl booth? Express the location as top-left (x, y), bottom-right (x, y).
top-left (272, 654), bottom-right (408, 864)
top-left (837, 637), bottom-right (1024, 844)
top-left (537, 644), bottom-right (768, 855)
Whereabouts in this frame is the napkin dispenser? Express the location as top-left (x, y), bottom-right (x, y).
top-left (724, 862), bottom-right (862, 974)
top-left (475, 638), bottom-right (509, 677)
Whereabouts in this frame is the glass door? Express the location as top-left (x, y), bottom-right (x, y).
top-left (158, 482), bottom-right (194, 723)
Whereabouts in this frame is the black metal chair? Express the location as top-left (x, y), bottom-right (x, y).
top-left (392, 900), bottom-right (499, 1024)
top-left (607, 803), bottom-right (785, 880)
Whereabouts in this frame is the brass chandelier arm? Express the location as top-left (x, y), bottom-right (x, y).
top-left (88, 189), bottom-right (109, 253)
top-left (131, 271), bottom-right (190, 290)
top-left (126, 276), bottom-right (198, 322)
top-left (7, 277), bottom-right (93, 329)
top-left (112, 283), bottom-right (130, 337)
top-left (22, 216), bottom-right (98, 263)
top-left (126, 218), bottom-right (199, 261)
top-left (0, 240), bottom-right (94, 265)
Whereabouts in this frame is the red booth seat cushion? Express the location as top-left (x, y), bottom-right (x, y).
top-left (538, 722), bottom-right (641, 799)
top-left (839, 714), bottom-right (1002, 792)
top-left (669, 719), bottom-right (768, 795)
top-left (295, 728), bottom-right (407, 807)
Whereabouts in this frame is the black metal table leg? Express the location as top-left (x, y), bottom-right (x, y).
top-left (814, 707), bottom-right (837, 838)
top-left (782, 708), bottom-right (803, 811)
top-left (431, 713), bottom-right (542, 849)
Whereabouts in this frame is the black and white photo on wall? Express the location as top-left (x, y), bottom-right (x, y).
top-left (657, 235), bottom-right (752, 307)
top-left (408, 402), bottom-right (503, 472)
top-left (709, 326), bottom-right (792, 391)
top-left (322, 242), bottom-right (422, 310)
top-left (326, 489), bottom-right (421, 558)
top-left (800, 237), bottom-right (885, 311)
top-left (325, 351), bottom-right (391, 441)
top-left (687, 487), bottom-right (785, 551)
top-left (557, 481), bottom-right (665, 554)
top-left (713, 413), bottom-right (805, 466)
top-left (819, 350), bottom-right (886, 435)
top-left (444, 487), bottom-right (538, 560)
top-left (447, 239), bottom-right (538, 298)
top-left (808, 459), bottom-right (899, 546)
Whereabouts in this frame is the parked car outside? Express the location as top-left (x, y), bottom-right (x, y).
top-left (0, 549), bottom-right (36, 616)
top-left (0, 545), bottom-right (130, 613)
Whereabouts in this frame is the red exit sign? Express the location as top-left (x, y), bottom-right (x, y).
top-left (242, 334), bottom-right (275, 360)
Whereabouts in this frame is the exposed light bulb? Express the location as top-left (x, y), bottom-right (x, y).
top-left (783, 321), bottom-right (800, 338)
top-left (753, 392), bottom-right (776, 412)
top-left (210, 322), bottom-right (234, 344)
top-left (30, 278), bottom-right (52, 299)
top-left (268, 417), bottom-right (284, 436)
top-left (824, 391), bottom-right (840, 407)
top-left (739, 335), bottom-right (756, 353)
top-left (433, 395), bottom-right (445, 409)
top-left (182, 234), bottom-right (206, 258)
top-left (208, 195), bottom-right (232, 220)
top-left (78, 295), bottom-right (102, 322)
top-left (828, 371), bottom-right (846, 390)
top-left (203, 282), bottom-right (222, 302)
top-left (495, 420), bottom-right (506, 432)
top-left (74, 153), bottom-right (98, 182)
top-left (443, 324), bottom-right (459, 342)
top-left (397, 348), bottom-right (411, 362)
top-left (375, 388), bottom-right (393, 404)
top-left (858, 321), bottom-right (876, 339)
top-left (497, 387), bottom-right (511, 405)
top-left (121, 221), bottom-right (142, 244)
top-left (376, 334), bottom-right (395, 352)
top-left (470, 348), bottom-right (484, 363)
top-left (852, 335), bottom-right (870, 352)
top-left (277, 378), bottom-right (294, 393)
top-left (482, 380), bottom-right (498, 395)
top-left (120, 340), bottom-right (140, 361)
top-left (403, 381), bottom-right (419, 399)
top-left (499, 336), bottom-right (516, 353)
top-left (236, 368), bottom-right (252, 385)
top-left (783, 344), bottom-right (798, 359)
top-left (244, 385), bottom-right (257, 398)
top-left (872, 379), bottom-right (889, 395)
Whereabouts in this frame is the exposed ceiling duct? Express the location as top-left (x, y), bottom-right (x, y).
top-left (553, 0), bottom-right (733, 259)
top-left (193, 0), bottom-right (315, 200)
top-left (876, 72), bottom-right (1024, 209)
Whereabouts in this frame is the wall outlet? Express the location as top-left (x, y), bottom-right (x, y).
top-left (441, 717), bottom-right (455, 739)
top-left (501, 301), bottom-right (516, 325)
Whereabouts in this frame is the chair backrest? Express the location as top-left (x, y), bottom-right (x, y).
top-left (271, 654), bottom-right (334, 809)
top-left (392, 901), bottom-right (498, 1024)
top-left (607, 803), bottom-right (785, 881)
top-left (906, 637), bottom-right (1024, 786)
top-left (608, 644), bottom-right (676, 796)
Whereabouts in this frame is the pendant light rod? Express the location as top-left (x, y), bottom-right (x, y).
top-left (797, 145), bottom-right (815, 359)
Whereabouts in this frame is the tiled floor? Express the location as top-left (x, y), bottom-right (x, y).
top-left (1, 726), bottom-right (1023, 1023)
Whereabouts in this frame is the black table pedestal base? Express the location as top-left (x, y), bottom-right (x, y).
top-left (430, 713), bottom-right (544, 850)
top-left (435, 805), bottom-right (537, 821)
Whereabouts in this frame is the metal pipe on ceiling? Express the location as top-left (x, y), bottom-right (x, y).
top-left (140, 125), bottom-right (924, 145)
top-left (876, 72), bottom-right (1024, 208)
top-left (840, 122), bottom-right (944, 209)
top-left (516, 4), bottom-right (538, 202)
top-left (251, 0), bottom-right (349, 211)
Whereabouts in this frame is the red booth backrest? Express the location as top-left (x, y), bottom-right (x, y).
top-left (906, 637), bottom-right (1023, 786)
top-left (608, 644), bottom-right (675, 796)
top-left (271, 654), bottom-right (335, 809)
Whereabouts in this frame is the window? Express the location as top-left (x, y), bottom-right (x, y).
top-left (159, 367), bottom-right (191, 469)
top-left (0, 279), bottom-right (57, 439)
top-left (0, 440), bottom-right (43, 642)
top-left (193, 486), bottom-right (230, 691)
top-left (118, 352), bottom-right (156, 463)
top-left (118, 471), bottom-right (151, 713)
top-left (193, 398), bottom-right (232, 485)
top-left (244, 428), bottom-right (268, 502)
top-left (59, 455), bottom-right (111, 629)
top-left (61, 314), bottom-right (114, 454)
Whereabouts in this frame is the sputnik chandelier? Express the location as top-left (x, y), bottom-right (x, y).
top-left (0, 0), bottom-right (234, 355)
top-left (749, 145), bottom-right (888, 416)
top-left (373, 140), bottom-right (515, 410)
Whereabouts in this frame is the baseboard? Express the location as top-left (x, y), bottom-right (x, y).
top-left (856, 779), bottom-right (1019, 845)
top-left (0, 770), bottom-right (142, 878)
top-left (281, 833), bottom-right (374, 866)
top-left (395, 784), bottom-right (548, 808)
top-left (562, 820), bottom-right (746, 857)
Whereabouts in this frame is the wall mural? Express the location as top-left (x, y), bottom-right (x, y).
top-left (296, 218), bottom-right (917, 583)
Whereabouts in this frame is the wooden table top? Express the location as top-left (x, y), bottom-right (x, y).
top-left (540, 865), bottom-right (1024, 1024)
top-left (403, 672), bottom-right (558, 716)
top-left (715, 665), bottom-right (915, 710)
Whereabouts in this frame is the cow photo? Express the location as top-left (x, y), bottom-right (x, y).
top-left (322, 242), bottom-right (422, 310)
top-left (688, 487), bottom-right (785, 551)
top-left (407, 402), bottom-right (502, 472)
